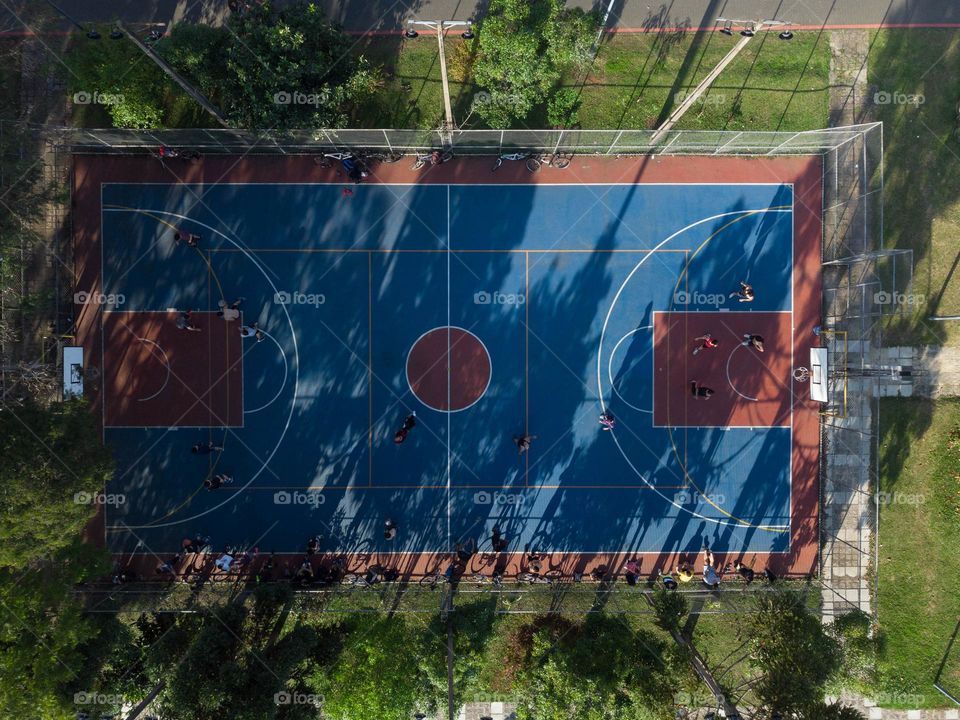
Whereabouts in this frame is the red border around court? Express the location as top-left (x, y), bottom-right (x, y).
top-left (74, 152), bottom-right (821, 580)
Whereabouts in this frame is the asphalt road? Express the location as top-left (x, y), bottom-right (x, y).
top-left (5, 0), bottom-right (960, 35)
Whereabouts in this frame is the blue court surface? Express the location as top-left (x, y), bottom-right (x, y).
top-left (100, 180), bottom-right (799, 558)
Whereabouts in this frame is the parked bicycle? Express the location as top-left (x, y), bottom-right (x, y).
top-left (525, 151), bottom-right (573, 173)
top-left (516, 569), bottom-right (563, 584)
top-left (412, 150), bottom-right (453, 170)
top-left (491, 152), bottom-right (530, 172)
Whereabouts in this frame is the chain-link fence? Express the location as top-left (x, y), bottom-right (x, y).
top-left (818, 122), bottom-right (912, 621)
top-left (64, 123), bottom-right (896, 625)
top-left (66, 125), bottom-right (879, 156)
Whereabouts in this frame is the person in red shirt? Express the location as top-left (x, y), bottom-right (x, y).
top-left (692, 333), bottom-right (720, 356)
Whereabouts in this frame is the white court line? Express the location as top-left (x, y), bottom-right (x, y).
top-left (608, 326), bottom-right (653, 414)
top-left (131, 337), bottom-right (171, 403)
top-left (446, 184), bottom-right (452, 554)
top-left (725, 342), bottom-right (759, 402)
top-left (243, 327), bottom-right (289, 415)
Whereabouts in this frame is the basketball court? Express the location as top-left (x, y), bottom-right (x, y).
top-left (72, 153), bottom-right (822, 576)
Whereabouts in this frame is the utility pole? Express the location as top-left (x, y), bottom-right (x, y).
top-left (405, 20), bottom-right (472, 148)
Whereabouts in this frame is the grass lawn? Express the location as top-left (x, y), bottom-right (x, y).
top-left (869, 30), bottom-right (960, 346)
top-left (354, 31), bottom-right (830, 133)
top-left (575, 30), bottom-right (830, 132)
top-left (876, 398), bottom-right (960, 707)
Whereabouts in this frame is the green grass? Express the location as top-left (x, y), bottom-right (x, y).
top-left (875, 398), bottom-right (960, 707)
top-left (869, 30), bottom-right (960, 346)
top-left (354, 31), bottom-right (830, 133)
top-left (353, 36), bottom-right (477, 130)
top-left (574, 31), bottom-right (830, 131)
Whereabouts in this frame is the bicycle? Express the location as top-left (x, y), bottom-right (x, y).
top-left (313, 152), bottom-right (354, 167)
top-left (491, 152), bottom-right (530, 172)
top-left (516, 569), bottom-right (563, 584)
top-left (467, 571), bottom-right (504, 588)
top-left (339, 567), bottom-right (382, 588)
top-left (419, 565), bottom-right (456, 589)
top-left (359, 149), bottom-right (403, 164)
top-left (412, 150), bottom-right (453, 170)
top-left (525, 151), bottom-right (573, 173)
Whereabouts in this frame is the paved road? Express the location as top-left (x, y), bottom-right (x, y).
top-left (4, 0), bottom-right (960, 35)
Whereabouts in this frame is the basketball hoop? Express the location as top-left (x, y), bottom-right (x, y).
top-left (793, 366), bottom-right (810, 383)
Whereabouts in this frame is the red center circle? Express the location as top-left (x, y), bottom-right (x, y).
top-left (406, 327), bottom-right (491, 412)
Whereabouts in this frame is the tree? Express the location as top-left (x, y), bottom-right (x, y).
top-left (512, 615), bottom-right (678, 720)
top-left (314, 615), bottom-right (428, 720)
top-left (0, 397), bottom-right (114, 568)
top-left (746, 591), bottom-right (843, 716)
top-left (0, 540), bottom-right (109, 719)
top-left (65, 34), bottom-right (168, 128)
top-left (471, 0), bottom-right (598, 127)
top-left (163, 1), bottom-right (379, 129)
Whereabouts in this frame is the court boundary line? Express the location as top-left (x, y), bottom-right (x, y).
top-left (98, 189), bottom-right (803, 536)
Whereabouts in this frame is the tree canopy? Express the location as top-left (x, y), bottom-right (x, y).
top-left (471, 0), bottom-right (598, 127)
top-left (163, 1), bottom-right (379, 129)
